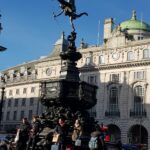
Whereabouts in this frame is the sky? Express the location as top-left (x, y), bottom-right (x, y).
top-left (0, 0), bottom-right (150, 70)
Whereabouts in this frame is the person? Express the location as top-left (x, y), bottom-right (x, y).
top-left (15, 117), bottom-right (31, 150)
top-left (89, 125), bottom-right (104, 150)
top-left (26, 115), bottom-right (41, 150)
top-left (116, 140), bottom-right (122, 150)
top-left (54, 117), bottom-right (69, 150)
top-left (72, 119), bottom-right (83, 147)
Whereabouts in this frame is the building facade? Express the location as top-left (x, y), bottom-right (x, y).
top-left (1, 11), bottom-right (150, 148)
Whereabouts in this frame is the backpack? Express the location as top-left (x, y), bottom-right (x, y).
top-left (88, 137), bottom-right (98, 149)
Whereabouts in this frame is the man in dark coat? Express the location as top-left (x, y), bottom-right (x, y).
top-left (26, 116), bottom-right (41, 150)
top-left (16, 117), bottom-right (31, 150)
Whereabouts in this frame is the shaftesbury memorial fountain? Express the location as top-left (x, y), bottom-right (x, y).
top-left (40, 0), bottom-right (97, 134)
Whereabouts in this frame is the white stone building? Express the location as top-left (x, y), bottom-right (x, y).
top-left (1, 11), bottom-right (150, 148)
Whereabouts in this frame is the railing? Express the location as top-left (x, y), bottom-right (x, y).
top-left (0, 74), bottom-right (37, 84)
top-left (105, 104), bottom-right (120, 117)
top-left (130, 105), bottom-right (147, 117)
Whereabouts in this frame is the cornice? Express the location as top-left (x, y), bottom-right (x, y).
top-left (3, 80), bottom-right (41, 88)
top-left (97, 60), bottom-right (150, 70)
top-left (3, 78), bottom-right (60, 88)
top-left (79, 60), bottom-right (150, 72)
top-left (79, 64), bottom-right (99, 72)
top-left (79, 39), bottom-right (150, 54)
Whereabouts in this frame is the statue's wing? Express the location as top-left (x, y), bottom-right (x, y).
top-left (58, 0), bottom-right (71, 7)
top-left (68, 0), bottom-right (76, 12)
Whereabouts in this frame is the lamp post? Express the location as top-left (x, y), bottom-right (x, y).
top-left (0, 13), bottom-right (6, 130)
top-left (0, 77), bottom-right (5, 130)
top-left (0, 14), bottom-right (7, 51)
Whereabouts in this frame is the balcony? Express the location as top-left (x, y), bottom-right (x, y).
top-left (130, 104), bottom-right (147, 117)
top-left (1, 74), bottom-right (37, 84)
top-left (105, 104), bottom-right (120, 117)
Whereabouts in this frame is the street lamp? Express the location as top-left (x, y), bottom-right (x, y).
top-left (0, 76), bottom-right (5, 130)
top-left (0, 13), bottom-right (6, 130)
top-left (0, 14), bottom-right (7, 51)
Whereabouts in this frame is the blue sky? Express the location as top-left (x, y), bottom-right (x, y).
top-left (0, 0), bottom-right (150, 70)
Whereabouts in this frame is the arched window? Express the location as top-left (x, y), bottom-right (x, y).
top-left (134, 86), bottom-right (144, 112)
top-left (109, 87), bottom-right (118, 111)
top-left (127, 51), bottom-right (134, 61)
top-left (143, 49), bottom-right (149, 59)
top-left (99, 55), bottom-right (105, 64)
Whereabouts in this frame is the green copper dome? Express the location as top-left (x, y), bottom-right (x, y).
top-left (120, 11), bottom-right (150, 32)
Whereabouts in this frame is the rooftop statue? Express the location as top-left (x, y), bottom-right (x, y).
top-left (54, 0), bottom-right (88, 32)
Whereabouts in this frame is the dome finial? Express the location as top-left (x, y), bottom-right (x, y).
top-left (131, 10), bottom-right (136, 20)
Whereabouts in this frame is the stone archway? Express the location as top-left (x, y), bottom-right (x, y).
top-left (107, 124), bottom-right (121, 142)
top-left (128, 124), bottom-right (148, 145)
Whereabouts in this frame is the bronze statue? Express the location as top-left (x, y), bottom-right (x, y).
top-left (54, 0), bottom-right (88, 31)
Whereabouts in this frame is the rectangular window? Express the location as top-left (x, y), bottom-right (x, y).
top-left (9, 90), bottom-right (13, 96)
top-left (88, 75), bottom-right (97, 84)
top-left (109, 87), bottom-right (119, 112)
top-left (2, 100), bottom-right (5, 108)
top-left (110, 74), bottom-right (119, 83)
top-left (31, 87), bottom-right (35, 93)
top-left (134, 71), bottom-right (145, 80)
top-left (23, 88), bottom-right (27, 94)
top-left (8, 99), bottom-right (11, 107)
top-left (20, 111), bottom-right (24, 120)
top-left (1, 112), bottom-right (3, 121)
top-left (86, 57), bottom-right (92, 65)
top-left (13, 111), bottom-right (17, 120)
top-left (99, 55), bottom-right (105, 64)
top-left (89, 106), bottom-right (96, 118)
top-left (30, 98), bottom-right (34, 106)
top-left (16, 89), bottom-right (20, 95)
top-left (138, 36), bottom-right (143, 40)
top-left (28, 110), bottom-right (32, 120)
top-left (14, 99), bottom-right (18, 107)
top-left (143, 49), bottom-right (149, 59)
top-left (6, 111), bottom-right (10, 120)
top-left (127, 51), bottom-right (134, 61)
top-left (21, 98), bottom-right (26, 106)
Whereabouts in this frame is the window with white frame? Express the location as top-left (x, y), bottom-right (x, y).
top-left (134, 71), bottom-right (145, 80)
top-left (21, 98), bottom-right (26, 106)
top-left (89, 106), bottom-right (96, 117)
top-left (110, 74), bottom-right (119, 83)
top-left (8, 99), bottom-right (11, 107)
top-left (6, 111), bottom-right (10, 120)
top-left (31, 87), bottom-right (35, 93)
top-left (28, 110), bottom-right (33, 120)
top-left (86, 57), bottom-right (92, 65)
top-left (109, 87), bottom-right (119, 112)
top-left (143, 49), bottom-right (149, 59)
top-left (88, 75), bottom-right (97, 84)
top-left (127, 51), bottom-right (134, 61)
top-left (134, 86), bottom-right (145, 112)
top-left (2, 100), bottom-right (5, 108)
top-left (99, 55), bottom-right (105, 64)
top-left (1, 112), bottom-right (3, 121)
top-left (9, 90), bottom-right (13, 96)
top-left (23, 88), bottom-right (27, 94)
top-left (16, 89), bottom-right (20, 95)
top-left (14, 99), bottom-right (18, 107)
top-left (30, 98), bottom-right (34, 106)
top-left (20, 111), bottom-right (24, 120)
top-left (13, 111), bottom-right (17, 120)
